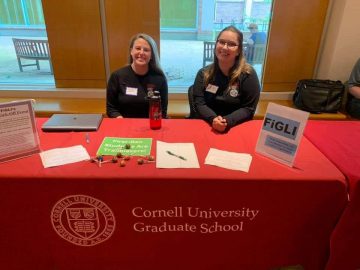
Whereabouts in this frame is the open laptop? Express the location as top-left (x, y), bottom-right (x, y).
top-left (41, 114), bottom-right (103, 131)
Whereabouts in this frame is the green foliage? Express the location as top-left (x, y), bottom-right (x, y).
top-left (0, 0), bottom-right (44, 25)
top-left (160, 0), bottom-right (197, 28)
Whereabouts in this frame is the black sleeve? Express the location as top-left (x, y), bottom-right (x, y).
top-left (348, 58), bottom-right (360, 87)
top-left (160, 76), bottom-right (169, 118)
top-left (106, 72), bottom-right (122, 118)
top-left (224, 68), bottom-right (260, 128)
top-left (193, 68), bottom-right (217, 124)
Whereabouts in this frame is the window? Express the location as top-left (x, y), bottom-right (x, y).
top-left (0, 0), bottom-right (54, 87)
top-left (160, 0), bottom-right (273, 93)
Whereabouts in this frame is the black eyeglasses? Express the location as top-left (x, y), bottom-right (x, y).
top-left (217, 39), bottom-right (239, 49)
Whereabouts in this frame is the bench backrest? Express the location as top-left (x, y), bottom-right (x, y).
top-left (12, 38), bottom-right (50, 59)
top-left (246, 44), bottom-right (266, 65)
top-left (203, 41), bottom-right (266, 66)
top-left (203, 41), bottom-right (216, 67)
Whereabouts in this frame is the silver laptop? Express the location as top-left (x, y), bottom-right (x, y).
top-left (42, 114), bottom-right (103, 131)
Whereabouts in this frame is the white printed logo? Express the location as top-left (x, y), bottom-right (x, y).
top-left (229, 88), bottom-right (239, 97)
top-left (51, 195), bottom-right (116, 246)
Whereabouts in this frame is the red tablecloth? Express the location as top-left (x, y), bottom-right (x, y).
top-left (0, 119), bottom-right (347, 270)
top-left (305, 120), bottom-right (360, 270)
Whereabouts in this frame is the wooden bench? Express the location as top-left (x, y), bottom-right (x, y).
top-left (245, 44), bottom-right (266, 65)
top-left (203, 41), bottom-right (215, 67)
top-left (12, 38), bottom-right (53, 74)
top-left (202, 41), bottom-right (266, 66)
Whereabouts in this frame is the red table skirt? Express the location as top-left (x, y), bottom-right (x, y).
top-left (0, 119), bottom-right (348, 270)
top-left (305, 120), bottom-right (360, 270)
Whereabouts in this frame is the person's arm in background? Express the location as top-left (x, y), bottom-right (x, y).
top-left (193, 68), bottom-right (218, 124)
top-left (246, 34), bottom-right (255, 45)
top-left (106, 72), bottom-right (123, 118)
top-left (223, 67), bottom-right (261, 129)
top-left (348, 58), bottom-right (360, 99)
top-left (350, 86), bottom-right (360, 99)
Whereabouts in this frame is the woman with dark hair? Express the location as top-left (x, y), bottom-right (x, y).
top-left (106, 33), bottom-right (168, 118)
top-left (193, 26), bottom-right (260, 132)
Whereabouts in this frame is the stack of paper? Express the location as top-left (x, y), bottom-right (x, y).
top-left (205, 148), bottom-right (252, 172)
top-left (40, 145), bottom-right (90, 168)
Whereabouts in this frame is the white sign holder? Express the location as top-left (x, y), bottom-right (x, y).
top-left (0, 99), bottom-right (40, 163)
top-left (255, 102), bottom-right (309, 167)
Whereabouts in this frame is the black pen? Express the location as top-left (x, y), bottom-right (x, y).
top-left (166, 150), bottom-right (187, 161)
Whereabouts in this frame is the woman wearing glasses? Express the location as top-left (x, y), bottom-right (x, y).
top-left (106, 33), bottom-right (168, 118)
top-left (192, 26), bottom-right (260, 133)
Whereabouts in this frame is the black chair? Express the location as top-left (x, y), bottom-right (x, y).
top-left (186, 85), bottom-right (198, 119)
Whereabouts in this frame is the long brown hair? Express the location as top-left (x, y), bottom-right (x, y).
top-left (204, 26), bottom-right (252, 88)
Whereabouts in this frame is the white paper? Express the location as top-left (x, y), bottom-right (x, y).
top-left (156, 141), bottom-right (200, 168)
top-left (40, 145), bottom-right (90, 168)
top-left (205, 148), bottom-right (252, 172)
top-left (0, 99), bottom-right (40, 163)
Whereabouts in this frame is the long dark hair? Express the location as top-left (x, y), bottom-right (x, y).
top-left (204, 26), bottom-right (251, 88)
top-left (128, 33), bottom-right (165, 76)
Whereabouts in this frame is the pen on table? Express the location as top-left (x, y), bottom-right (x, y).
top-left (166, 150), bottom-right (187, 161)
top-left (85, 133), bottom-right (90, 144)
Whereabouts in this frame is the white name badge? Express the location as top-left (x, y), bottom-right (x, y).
top-left (205, 84), bottom-right (219, 94)
top-left (126, 87), bottom-right (138, 96)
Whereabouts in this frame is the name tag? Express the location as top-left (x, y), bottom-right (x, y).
top-left (126, 87), bottom-right (138, 96)
top-left (205, 84), bottom-right (219, 94)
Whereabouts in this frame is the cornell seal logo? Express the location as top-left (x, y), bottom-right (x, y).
top-left (51, 194), bottom-right (116, 247)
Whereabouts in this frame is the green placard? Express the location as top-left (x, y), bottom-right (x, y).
top-left (97, 137), bottom-right (152, 156)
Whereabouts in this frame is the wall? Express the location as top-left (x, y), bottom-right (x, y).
top-left (42, 0), bottom-right (106, 88)
top-left (262, 0), bottom-right (329, 91)
top-left (316, 0), bottom-right (360, 81)
top-left (104, 0), bottom-right (159, 73)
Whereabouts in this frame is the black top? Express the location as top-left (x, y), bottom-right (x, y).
top-left (193, 65), bottom-right (260, 129)
top-left (348, 58), bottom-right (360, 88)
top-left (106, 65), bottom-right (168, 118)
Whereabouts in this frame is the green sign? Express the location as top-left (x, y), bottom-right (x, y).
top-left (97, 137), bottom-right (152, 156)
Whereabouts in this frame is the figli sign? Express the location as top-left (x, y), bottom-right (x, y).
top-left (255, 102), bottom-right (309, 167)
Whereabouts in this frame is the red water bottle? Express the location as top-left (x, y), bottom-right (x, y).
top-left (149, 91), bottom-right (162, 130)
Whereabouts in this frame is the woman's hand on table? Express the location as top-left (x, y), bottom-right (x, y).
top-left (212, 116), bottom-right (227, 133)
